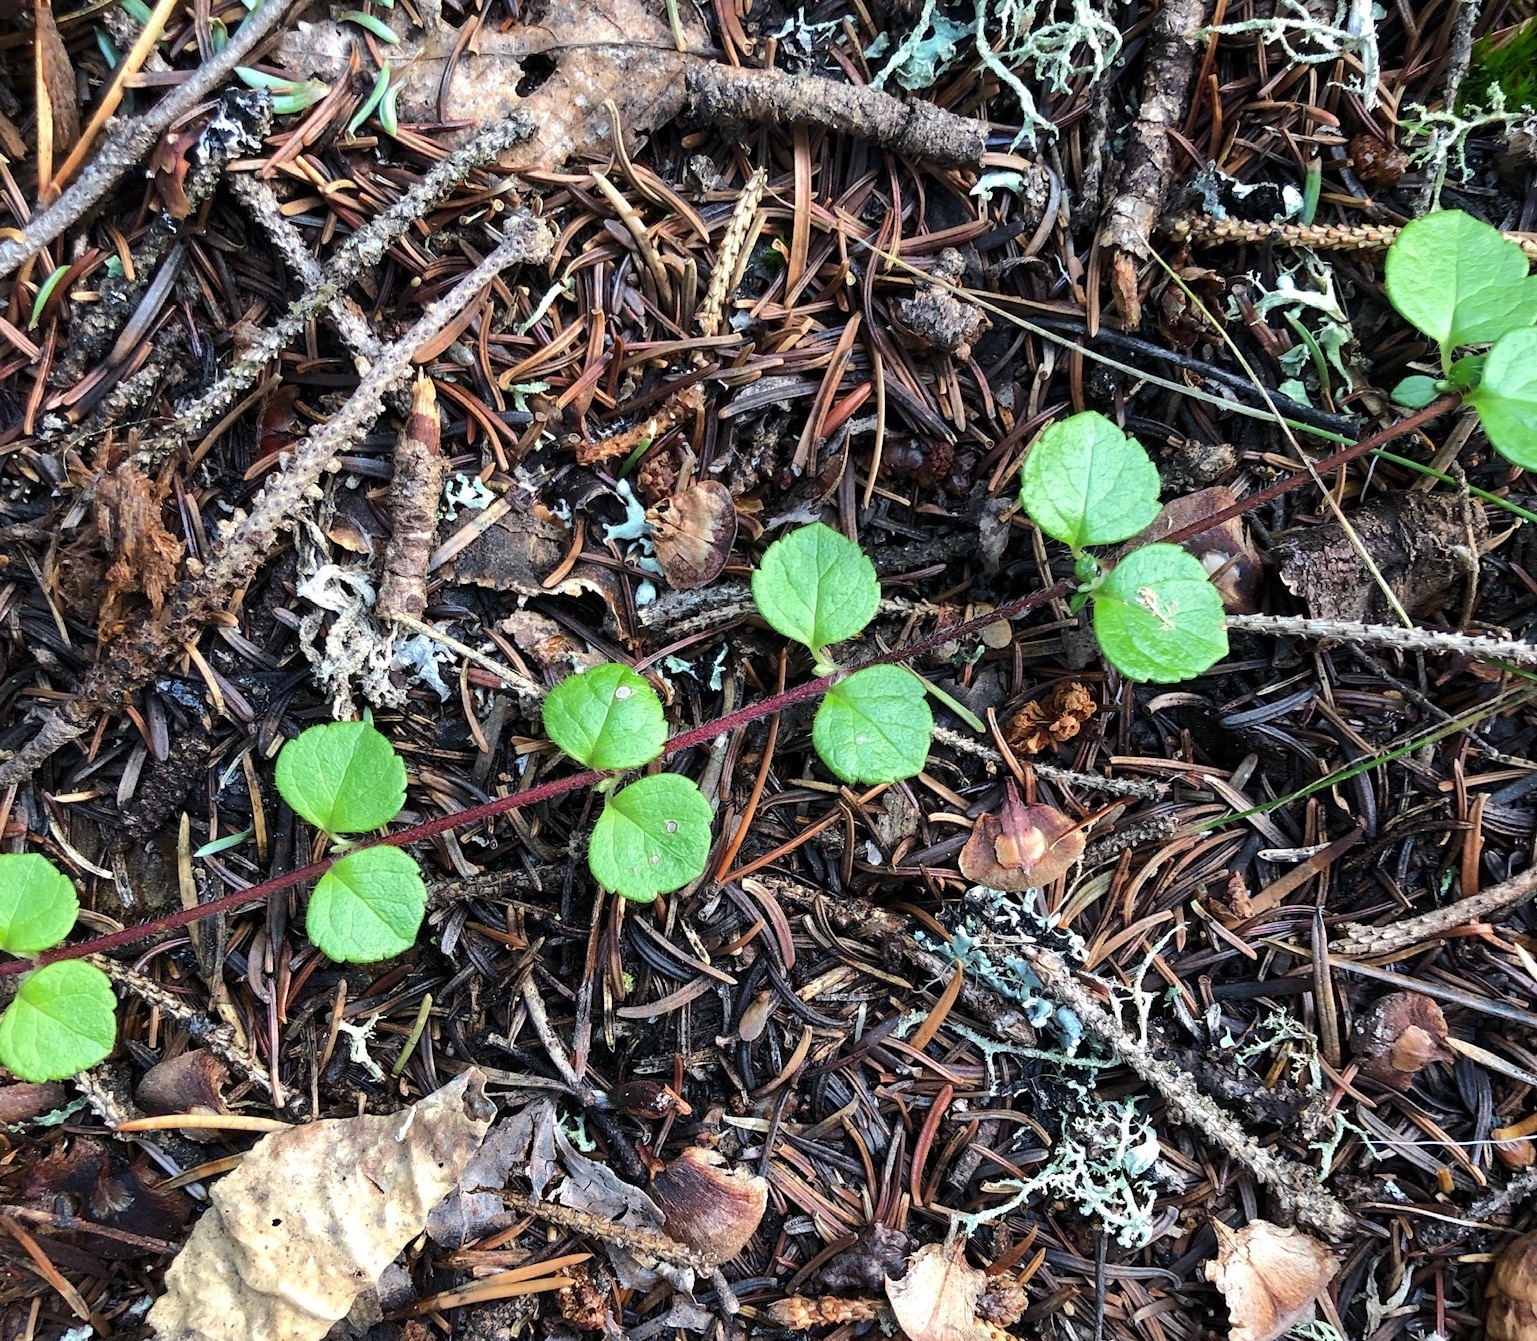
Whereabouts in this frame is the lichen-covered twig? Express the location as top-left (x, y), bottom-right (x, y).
top-left (137, 114), bottom-right (535, 464)
top-left (683, 62), bottom-right (987, 167)
top-left (1227, 612), bottom-right (1537, 668)
top-left (1019, 946), bottom-right (1355, 1238)
top-left (1332, 863), bottom-right (1537, 960)
top-left (0, 217), bottom-right (553, 790)
top-left (0, 0), bottom-right (301, 280)
top-left (1167, 214), bottom-right (1537, 262)
top-left (229, 174), bottom-right (386, 378)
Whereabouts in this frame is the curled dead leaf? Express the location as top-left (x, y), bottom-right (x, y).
top-left (1120, 487), bottom-right (1260, 614)
top-left (649, 480), bottom-right (737, 591)
top-left (958, 781), bottom-right (1085, 891)
top-left (148, 1070), bottom-right (493, 1341)
top-left (649, 1146), bottom-right (766, 1264)
top-left (1487, 1229), bottom-right (1537, 1341)
top-left (1350, 991), bottom-right (1453, 1090)
top-left (1204, 1219), bottom-right (1336, 1341)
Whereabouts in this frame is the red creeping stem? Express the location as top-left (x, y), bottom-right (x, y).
top-left (2, 396), bottom-right (1455, 976)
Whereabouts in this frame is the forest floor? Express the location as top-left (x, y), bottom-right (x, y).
top-left (2, 0), bottom-right (1537, 1338)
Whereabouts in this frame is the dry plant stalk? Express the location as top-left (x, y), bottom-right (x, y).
top-left (577, 383), bottom-right (705, 466)
top-left (377, 375), bottom-right (445, 624)
top-left (1331, 862), bottom-right (1537, 959)
top-left (1167, 214), bottom-right (1537, 263)
top-left (1226, 612), bottom-right (1537, 668)
top-left (697, 169), bottom-right (767, 338)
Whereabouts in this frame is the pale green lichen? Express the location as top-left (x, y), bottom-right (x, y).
top-left (1199, 0), bottom-right (1380, 109)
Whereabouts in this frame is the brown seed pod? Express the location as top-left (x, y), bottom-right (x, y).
top-left (1349, 134), bottom-right (1407, 188)
top-left (1350, 991), bottom-right (1454, 1090)
top-left (649, 1145), bottom-right (767, 1264)
top-left (1487, 1230), bottom-right (1537, 1341)
top-left (958, 780), bottom-right (1085, 891)
top-left (1205, 1219), bottom-right (1336, 1341)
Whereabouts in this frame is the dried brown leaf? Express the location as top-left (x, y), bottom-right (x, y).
top-left (1350, 991), bottom-right (1453, 1090)
top-left (277, 0), bottom-right (705, 175)
top-left (94, 463), bottom-right (185, 644)
top-left (148, 1070), bottom-right (493, 1341)
top-left (1204, 1219), bottom-right (1336, 1341)
top-left (649, 480), bottom-right (737, 591)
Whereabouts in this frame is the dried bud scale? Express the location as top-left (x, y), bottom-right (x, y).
top-left (648, 1145), bottom-right (767, 1265)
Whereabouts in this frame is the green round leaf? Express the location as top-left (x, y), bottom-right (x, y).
top-left (542, 663), bottom-right (667, 771)
top-left (0, 961), bottom-right (116, 1082)
top-left (275, 720), bottom-right (407, 835)
top-left (1471, 328), bottom-right (1537, 469)
top-left (812, 665), bottom-right (933, 785)
top-left (751, 523), bottom-right (880, 654)
top-left (0, 854), bottom-right (78, 956)
top-left (307, 846), bottom-right (426, 963)
top-left (1390, 375), bottom-right (1441, 409)
top-left (588, 774), bottom-right (713, 903)
top-left (1019, 412), bottom-right (1162, 551)
top-left (1385, 211), bottom-right (1537, 355)
top-left (1092, 543), bottom-right (1228, 684)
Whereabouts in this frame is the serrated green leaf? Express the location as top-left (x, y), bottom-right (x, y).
top-left (588, 774), bottom-right (713, 902)
top-left (1471, 327), bottom-right (1537, 469)
top-left (1092, 544), bottom-right (1228, 683)
top-left (542, 664), bottom-right (666, 771)
top-left (306, 846), bottom-right (426, 963)
top-left (751, 523), bottom-right (880, 655)
top-left (1390, 375), bottom-right (1441, 409)
top-left (812, 665), bottom-right (932, 785)
top-left (0, 962), bottom-right (116, 1082)
top-left (1019, 412), bottom-right (1162, 551)
top-left (1385, 211), bottom-right (1537, 359)
top-left (0, 855), bottom-right (78, 956)
top-left (274, 720), bottom-right (406, 835)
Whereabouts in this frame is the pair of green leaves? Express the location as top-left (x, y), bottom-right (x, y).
top-left (274, 720), bottom-right (425, 963)
top-left (1018, 413), bottom-right (1229, 683)
top-left (752, 524), bottom-right (934, 786)
top-left (542, 664), bottom-right (713, 903)
top-left (0, 855), bottom-right (117, 1082)
top-left (1385, 210), bottom-right (1537, 467)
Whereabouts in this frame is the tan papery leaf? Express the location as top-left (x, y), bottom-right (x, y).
top-left (149, 1070), bottom-right (493, 1341)
top-left (1204, 1219), bottom-right (1336, 1341)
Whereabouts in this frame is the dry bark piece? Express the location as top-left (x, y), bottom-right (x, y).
top-left (1097, 0), bottom-right (1212, 324)
top-left (1349, 991), bottom-right (1454, 1090)
top-left (1487, 1229), bottom-right (1537, 1341)
top-left (648, 1146), bottom-right (767, 1265)
top-left (377, 375), bottom-right (444, 624)
top-left (1273, 491), bottom-right (1489, 623)
top-left (958, 781), bottom-right (1085, 891)
top-left (1003, 681), bottom-right (1097, 756)
top-left (894, 249), bottom-right (991, 360)
top-left (148, 1070), bottom-right (493, 1341)
top-left (278, 0), bottom-right (706, 175)
top-left (885, 1239), bottom-right (1011, 1341)
top-left (648, 480), bottom-right (737, 591)
top-left (1204, 1219), bottom-right (1336, 1341)
top-left (35, 0), bottom-right (81, 159)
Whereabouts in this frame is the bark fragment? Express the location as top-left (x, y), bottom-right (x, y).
top-left (377, 375), bottom-right (445, 625)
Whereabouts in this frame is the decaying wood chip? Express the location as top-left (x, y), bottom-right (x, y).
top-left (377, 375), bottom-right (445, 624)
top-left (1273, 491), bottom-right (1489, 623)
top-left (1204, 1219), bottom-right (1336, 1341)
top-left (148, 1070), bottom-right (494, 1341)
top-left (34, 0), bottom-right (81, 159)
top-left (893, 249), bottom-right (990, 360)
